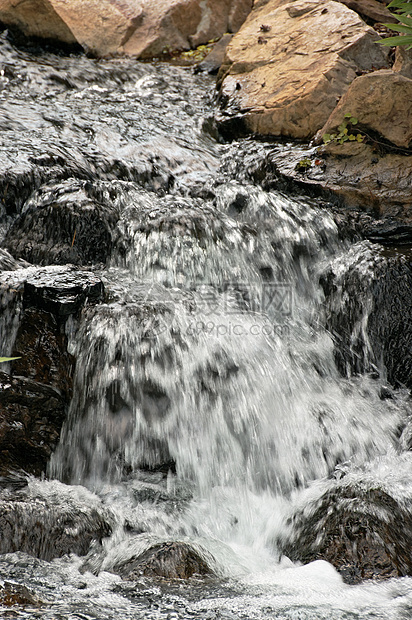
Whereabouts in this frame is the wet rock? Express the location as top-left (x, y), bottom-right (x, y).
top-left (0, 581), bottom-right (43, 607)
top-left (0, 0), bottom-right (252, 59)
top-left (11, 308), bottom-right (74, 399)
top-left (0, 265), bottom-right (104, 317)
top-left (0, 372), bottom-right (66, 475)
top-left (314, 143), bottom-right (412, 221)
top-left (0, 266), bottom-right (103, 475)
top-left (317, 70), bottom-right (412, 150)
top-left (113, 541), bottom-right (213, 580)
top-left (280, 456), bottom-right (412, 584)
top-left (321, 242), bottom-right (412, 388)
top-left (217, 0), bottom-right (389, 140)
top-left (230, 140), bottom-right (412, 236)
top-left (0, 479), bottom-right (113, 560)
top-left (4, 181), bottom-right (118, 266)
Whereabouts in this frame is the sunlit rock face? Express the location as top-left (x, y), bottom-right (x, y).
top-left (216, 0), bottom-right (389, 140)
top-left (0, 0), bottom-right (253, 58)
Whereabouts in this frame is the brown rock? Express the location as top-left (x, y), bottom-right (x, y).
top-left (256, 142), bottom-right (412, 223)
top-left (123, 0), bottom-right (253, 58)
top-left (338, 0), bottom-right (398, 24)
top-left (0, 0), bottom-right (253, 58)
top-left (393, 45), bottom-right (412, 80)
top-left (0, 582), bottom-right (43, 608)
top-left (0, 0), bottom-right (144, 56)
top-left (318, 70), bottom-right (412, 149)
top-left (217, 0), bottom-right (389, 140)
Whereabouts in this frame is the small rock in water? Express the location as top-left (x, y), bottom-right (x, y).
top-left (113, 542), bottom-right (214, 580)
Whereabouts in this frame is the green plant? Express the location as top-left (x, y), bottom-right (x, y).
top-left (322, 114), bottom-right (365, 145)
top-left (381, 0), bottom-right (412, 49)
top-left (0, 357), bottom-right (20, 363)
top-left (295, 157), bottom-right (312, 171)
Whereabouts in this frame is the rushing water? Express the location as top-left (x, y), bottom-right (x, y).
top-left (1, 29), bottom-right (412, 619)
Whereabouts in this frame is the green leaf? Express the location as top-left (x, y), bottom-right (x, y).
top-left (396, 14), bottom-right (412, 25)
top-left (344, 113), bottom-right (352, 118)
top-left (349, 134), bottom-right (356, 140)
top-left (350, 117), bottom-right (358, 125)
top-left (338, 123), bottom-right (347, 133)
top-left (356, 134), bottom-right (364, 142)
top-left (0, 356), bottom-right (21, 363)
top-left (385, 22), bottom-right (412, 32)
top-left (381, 34), bottom-right (412, 45)
top-left (322, 133), bottom-right (331, 143)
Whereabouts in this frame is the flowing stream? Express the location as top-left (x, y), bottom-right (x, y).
top-left (1, 31), bottom-right (412, 619)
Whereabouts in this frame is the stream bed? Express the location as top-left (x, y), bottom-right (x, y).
top-left (1, 28), bottom-right (412, 619)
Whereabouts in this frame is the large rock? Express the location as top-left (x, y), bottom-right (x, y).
top-left (112, 541), bottom-right (214, 579)
top-left (0, 265), bottom-right (104, 474)
top-left (0, 0), bottom-right (143, 56)
top-left (321, 241), bottom-right (412, 389)
top-left (280, 455), bottom-right (412, 584)
top-left (290, 142), bottom-right (412, 224)
top-left (4, 181), bottom-right (118, 267)
top-left (0, 264), bottom-right (104, 317)
top-left (216, 0), bottom-right (389, 140)
top-left (219, 139), bottom-right (412, 238)
top-left (317, 70), bottom-right (412, 149)
top-left (0, 479), bottom-right (113, 560)
top-left (0, 373), bottom-right (66, 475)
top-left (0, 0), bottom-right (252, 58)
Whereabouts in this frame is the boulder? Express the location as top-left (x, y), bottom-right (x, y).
top-left (219, 139), bottom-right (412, 238)
top-left (280, 456), bottom-right (412, 584)
top-left (0, 0), bottom-right (253, 58)
top-left (0, 266), bottom-right (104, 474)
top-left (216, 0), bottom-right (389, 140)
top-left (0, 264), bottom-right (104, 317)
top-left (0, 0), bottom-right (143, 56)
top-left (0, 372), bottom-right (66, 475)
top-left (321, 241), bottom-right (412, 389)
top-left (112, 541), bottom-right (213, 579)
top-left (0, 479), bottom-right (113, 560)
top-left (123, 0), bottom-right (253, 58)
top-left (317, 70), bottom-right (412, 149)
top-left (292, 142), bottom-right (412, 223)
top-left (4, 180), bottom-right (118, 267)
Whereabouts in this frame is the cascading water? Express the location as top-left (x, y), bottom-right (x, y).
top-left (2, 30), bottom-right (412, 620)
